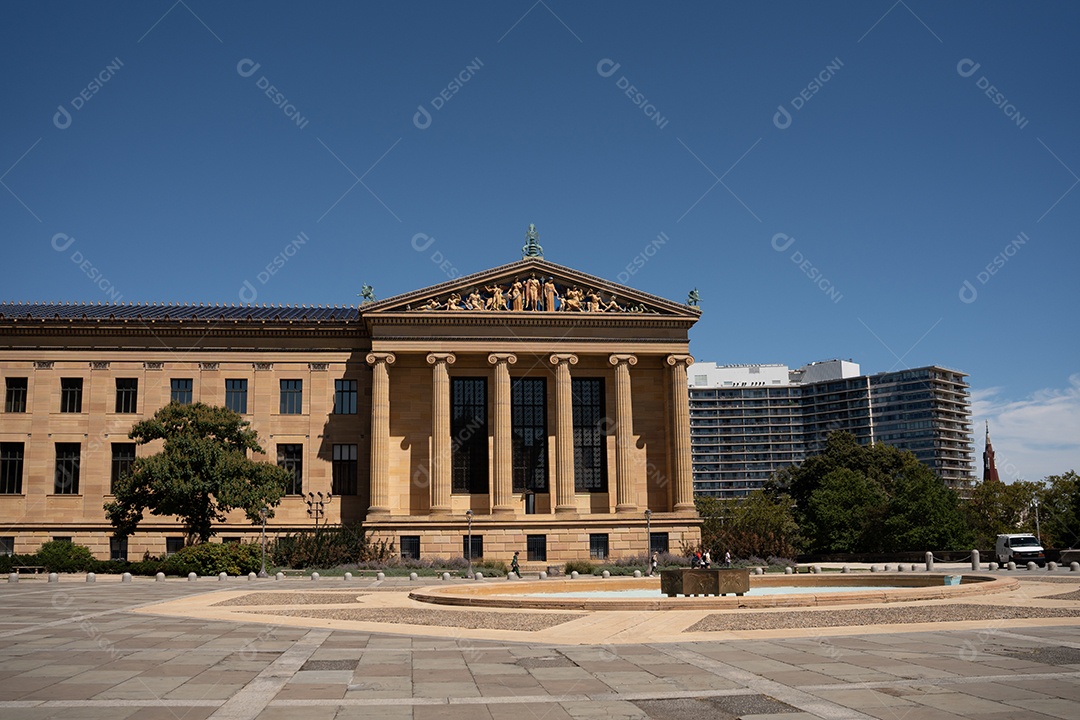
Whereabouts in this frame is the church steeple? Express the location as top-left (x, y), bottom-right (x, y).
top-left (983, 421), bottom-right (1001, 484)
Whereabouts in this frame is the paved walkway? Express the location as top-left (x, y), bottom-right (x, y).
top-left (2, 569), bottom-right (1080, 719)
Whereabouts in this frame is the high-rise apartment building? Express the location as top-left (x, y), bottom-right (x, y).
top-left (689, 360), bottom-right (973, 498)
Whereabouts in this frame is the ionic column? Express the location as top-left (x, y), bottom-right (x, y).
top-left (488, 353), bottom-right (518, 515)
top-left (365, 352), bottom-right (396, 516)
top-left (426, 353), bottom-right (456, 515)
top-left (666, 354), bottom-right (695, 514)
top-left (549, 353), bottom-right (579, 514)
top-left (609, 354), bottom-right (638, 513)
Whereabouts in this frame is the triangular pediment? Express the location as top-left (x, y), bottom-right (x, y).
top-left (359, 258), bottom-right (700, 320)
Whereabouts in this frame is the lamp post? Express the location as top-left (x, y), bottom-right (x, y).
top-left (644, 508), bottom-right (652, 575)
top-left (257, 506), bottom-right (269, 578)
top-left (306, 492), bottom-right (334, 568)
top-left (465, 509), bottom-right (474, 578)
top-left (1034, 499), bottom-right (1041, 545)
top-left (305, 491), bottom-right (334, 527)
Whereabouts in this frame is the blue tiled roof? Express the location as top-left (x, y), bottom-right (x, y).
top-left (0, 302), bottom-right (358, 322)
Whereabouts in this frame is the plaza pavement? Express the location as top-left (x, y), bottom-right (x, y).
top-left (2, 565), bottom-right (1080, 719)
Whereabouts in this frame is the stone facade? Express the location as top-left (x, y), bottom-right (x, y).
top-left (0, 256), bottom-right (701, 565)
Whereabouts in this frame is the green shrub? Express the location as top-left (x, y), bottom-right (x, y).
top-left (0, 553), bottom-right (37, 574)
top-left (35, 541), bottom-right (95, 573)
top-left (161, 542), bottom-right (263, 576)
top-left (564, 559), bottom-right (594, 575)
top-left (271, 524), bottom-right (393, 569)
top-left (474, 560), bottom-right (506, 576)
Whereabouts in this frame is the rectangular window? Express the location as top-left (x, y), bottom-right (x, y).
top-left (60, 378), bottom-right (83, 413)
top-left (333, 379), bottom-right (357, 414)
top-left (650, 532), bottom-right (670, 555)
top-left (400, 536), bottom-right (420, 560)
top-left (0, 536), bottom-right (13, 556)
top-left (225, 379), bottom-right (248, 414)
top-left (53, 536), bottom-right (72, 544)
top-left (54, 443), bottom-right (81, 494)
top-left (463, 535), bottom-right (483, 561)
top-left (512, 377), bottom-right (548, 492)
top-left (589, 533), bottom-right (609, 561)
top-left (109, 536), bottom-right (128, 562)
top-left (115, 378), bottom-right (138, 413)
top-left (332, 444), bottom-right (358, 495)
top-left (110, 443), bottom-right (136, 494)
top-left (279, 379), bottom-right (303, 414)
top-left (527, 534), bottom-right (547, 562)
top-left (572, 378), bottom-right (607, 492)
top-left (165, 537), bottom-right (184, 555)
top-left (277, 444), bottom-right (303, 495)
top-left (0, 443), bottom-right (24, 494)
top-left (451, 377), bottom-right (488, 494)
top-left (5, 378), bottom-right (27, 413)
top-left (170, 378), bottom-right (193, 404)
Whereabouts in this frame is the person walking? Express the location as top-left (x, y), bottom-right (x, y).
top-left (724, 550), bottom-right (732, 567)
top-left (510, 551), bottom-right (521, 577)
top-left (703, 550), bottom-right (711, 569)
top-left (650, 552), bottom-right (658, 576)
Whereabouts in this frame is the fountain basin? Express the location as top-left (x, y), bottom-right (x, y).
top-left (409, 573), bottom-right (1018, 611)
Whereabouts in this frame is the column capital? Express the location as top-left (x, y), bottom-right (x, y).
top-left (426, 352), bottom-right (457, 365)
top-left (549, 353), bottom-right (579, 366)
top-left (665, 354), bottom-right (694, 368)
top-left (608, 354), bottom-right (638, 367)
top-left (366, 352), bottom-right (396, 366)
top-left (487, 353), bottom-right (518, 366)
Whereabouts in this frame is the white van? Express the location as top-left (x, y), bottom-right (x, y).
top-left (995, 534), bottom-right (1046, 566)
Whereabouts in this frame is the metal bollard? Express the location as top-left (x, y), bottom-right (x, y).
top-left (925, 552), bottom-right (934, 572)
top-left (972, 549), bottom-right (980, 571)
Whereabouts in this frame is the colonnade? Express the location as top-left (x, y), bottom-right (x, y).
top-left (364, 351), bottom-right (695, 516)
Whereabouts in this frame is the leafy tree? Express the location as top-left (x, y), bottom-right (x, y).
top-left (805, 468), bottom-right (887, 553)
top-left (768, 431), bottom-right (971, 553)
top-left (883, 464), bottom-right (973, 552)
top-left (1037, 471), bottom-right (1080, 549)
top-left (697, 490), bottom-right (802, 560)
top-left (104, 402), bottom-right (293, 545)
top-left (964, 479), bottom-right (1040, 549)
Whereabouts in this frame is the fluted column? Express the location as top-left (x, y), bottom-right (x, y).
top-left (666, 354), bottom-right (695, 514)
top-left (609, 354), bottom-right (638, 513)
top-left (549, 353), bottom-right (579, 514)
top-left (488, 353), bottom-right (518, 515)
top-left (365, 352), bottom-right (396, 516)
top-left (426, 353), bottom-right (456, 515)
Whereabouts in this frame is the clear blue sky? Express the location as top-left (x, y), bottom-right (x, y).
top-left (2, 2), bottom-right (1077, 481)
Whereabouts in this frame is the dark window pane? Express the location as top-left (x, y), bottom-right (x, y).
top-left (54, 443), bottom-right (81, 494)
top-left (279, 379), bottom-right (303, 414)
top-left (452, 378), bottom-right (488, 494)
top-left (526, 534), bottom-right (547, 562)
top-left (0, 443), bottom-right (24, 494)
top-left (512, 378), bottom-right (547, 493)
top-left (589, 533), bottom-right (608, 560)
top-left (5, 378), bottom-right (27, 413)
top-left (60, 378), bottom-right (83, 413)
top-left (225, 379), bottom-right (248, 414)
top-left (573, 378), bottom-right (607, 492)
top-left (115, 378), bottom-right (138, 413)
top-left (332, 444), bottom-right (357, 495)
top-left (463, 535), bottom-right (483, 560)
top-left (170, 379), bottom-right (193, 404)
top-left (333, 379), bottom-right (357, 414)
top-left (110, 536), bottom-right (128, 562)
top-left (649, 532), bottom-right (669, 555)
top-left (400, 536), bottom-right (420, 560)
top-left (277, 444), bottom-right (303, 495)
top-left (110, 443), bottom-right (136, 494)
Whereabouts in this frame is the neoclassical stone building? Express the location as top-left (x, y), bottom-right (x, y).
top-left (0, 238), bottom-right (701, 565)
